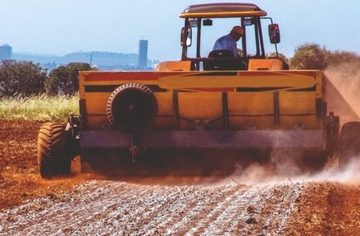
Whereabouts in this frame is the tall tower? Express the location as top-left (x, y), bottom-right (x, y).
top-left (138, 39), bottom-right (148, 70)
top-left (0, 44), bottom-right (12, 60)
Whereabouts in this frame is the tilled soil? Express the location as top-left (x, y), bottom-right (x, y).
top-left (0, 180), bottom-right (360, 235)
top-left (1, 120), bottom-right (360, 235)
top-left (0, 120), bottom-right (85, 209)
top-left (0, 120), bottom-right (40, 172)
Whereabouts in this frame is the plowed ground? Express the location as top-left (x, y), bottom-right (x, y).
top-left (1, 120), bottom-right (360, 235)
top-left (0, 120), bottom-right (86, 210)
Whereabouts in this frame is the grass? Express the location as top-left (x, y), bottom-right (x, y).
top-left (0, 95), bottom-right (78, 121)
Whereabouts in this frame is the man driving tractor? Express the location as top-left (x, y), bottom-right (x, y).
top-left (212, 25), bottom-right (244, 57)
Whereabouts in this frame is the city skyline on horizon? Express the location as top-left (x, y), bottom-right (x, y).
top-left (0, 40), bottom-right (157, 71)
top-left (0, 43), bottom-right (142, 57)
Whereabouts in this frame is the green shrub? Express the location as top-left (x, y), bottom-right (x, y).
top-left (291, 43), bottom-right (360, 70)
top-left (290, 43), bottom-right (328, 70)
top-left (46, 62), bottom-right (95, 95)
top-left (0, 60), bottom-right (47, 97)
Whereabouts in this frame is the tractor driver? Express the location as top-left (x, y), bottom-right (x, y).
top-left (212, 26), bottom-right (244, 57)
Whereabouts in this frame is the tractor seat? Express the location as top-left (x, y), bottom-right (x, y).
top-left (204, 50), bottom-right (245, 70)
top-left (208, 50), bottom-right (234, 58)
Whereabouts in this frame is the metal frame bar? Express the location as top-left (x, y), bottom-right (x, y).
top-left (257, 17), bottom-right (265, 58)
top-left (80, 130), bottom-right (324, 149)
top-left (79, 99), bottom-right (87, 129)
top-left (222, 93), bottom-right (229, 128)
top-left (196, 18), bottom-right (202, 58)
top-left (254, 17), bottom-right (261, 57)
top-left (173, 90), bottom-right (180, 129)
top-left (273, 91), bottom-right (280, 128)
top-left (181, 19), bottom-right (190, 60)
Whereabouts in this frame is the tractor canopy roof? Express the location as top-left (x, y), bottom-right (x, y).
top-left (180, 3), bottom-right (267, 18)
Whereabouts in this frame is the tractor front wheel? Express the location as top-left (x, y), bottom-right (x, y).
top-left (37, 122), bottom-right (73, 178)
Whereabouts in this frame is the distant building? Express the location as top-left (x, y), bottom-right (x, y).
top-left (0, 44), bottom-right (12, 60)
top-left (138, 40), bottom-right (148, 70)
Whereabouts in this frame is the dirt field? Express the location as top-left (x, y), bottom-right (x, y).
top-left (0, 120), bottom-right (86, 210)
top-left (1, 120), bottom-right (360, 235)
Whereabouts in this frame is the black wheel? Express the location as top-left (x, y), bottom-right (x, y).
top-left (339, 122), bottom-right (360, 164)
top-left (106, 83), bottom-right (158, 133)
top-left (37, 122), bottom-right (72, 178)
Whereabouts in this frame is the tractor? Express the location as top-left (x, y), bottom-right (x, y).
top-left (37, 3), bottom-right (360, 177)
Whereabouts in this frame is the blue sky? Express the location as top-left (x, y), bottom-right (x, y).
top-left (0, 0), bottom-right (359, 61)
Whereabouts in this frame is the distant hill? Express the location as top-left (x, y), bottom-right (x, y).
top-left (61, 51), bottom-right (138, 66)
top-left (12, 53), bottom-right (59, 65)
top-left (12, 51), bottom-right (140, 69)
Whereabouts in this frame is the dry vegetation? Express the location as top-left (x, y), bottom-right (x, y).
top-left (0, 95), bottom-right (78, 121)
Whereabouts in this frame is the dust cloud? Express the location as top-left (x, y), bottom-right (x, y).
top-left (227, 155), bottom-right (360, 187)
top-left (313, 157), bottom-right (360, 184)
top-left (325, 63), bottom-right (360, 118)
top-left (226, 63), bottom-right (360, 187)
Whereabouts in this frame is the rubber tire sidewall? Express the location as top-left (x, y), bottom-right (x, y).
top-left (37, 122), bottom-right (72, 178)
top-left (107, 83), bottom-right (158, 133)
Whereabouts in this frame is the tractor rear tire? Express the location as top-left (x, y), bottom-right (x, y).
top-left (37, 122), bottom-right (72, 178)
top-left (339, 121), bottom-right (360, 165)
top-left (106, 83), bottom-right (158, 133)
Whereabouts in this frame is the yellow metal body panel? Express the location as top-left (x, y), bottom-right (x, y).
top-left (157, 73), bottom-right (320, 89)
top-left (228, 92), bottom-right (274, 115)
top-left (179, 92), bottom-right (223, 119)
top-left (156, 61), bottom-right (191, 71)
top-left (248, 59), bottom-right (284, 71)
top-left (79, 70), bottom-right (323, 131)
top-left (228, 92), bottom-right (274, 129)
top-left (84, 92), bottom-right (109, 114)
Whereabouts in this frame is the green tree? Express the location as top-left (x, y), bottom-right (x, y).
top-left (0, 60), bottom-right (47, 97)
top-left (325, 50), bottom-right (360, 75)
top-left (290, 43), bottom-right (328, 69)
top-left (326, 50), bottom-right (360, 65)
top-left (46, 62), bottom-right (95, 95)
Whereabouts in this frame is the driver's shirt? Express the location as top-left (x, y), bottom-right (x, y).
top-left (213, 34), bottom-right (237, 57)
